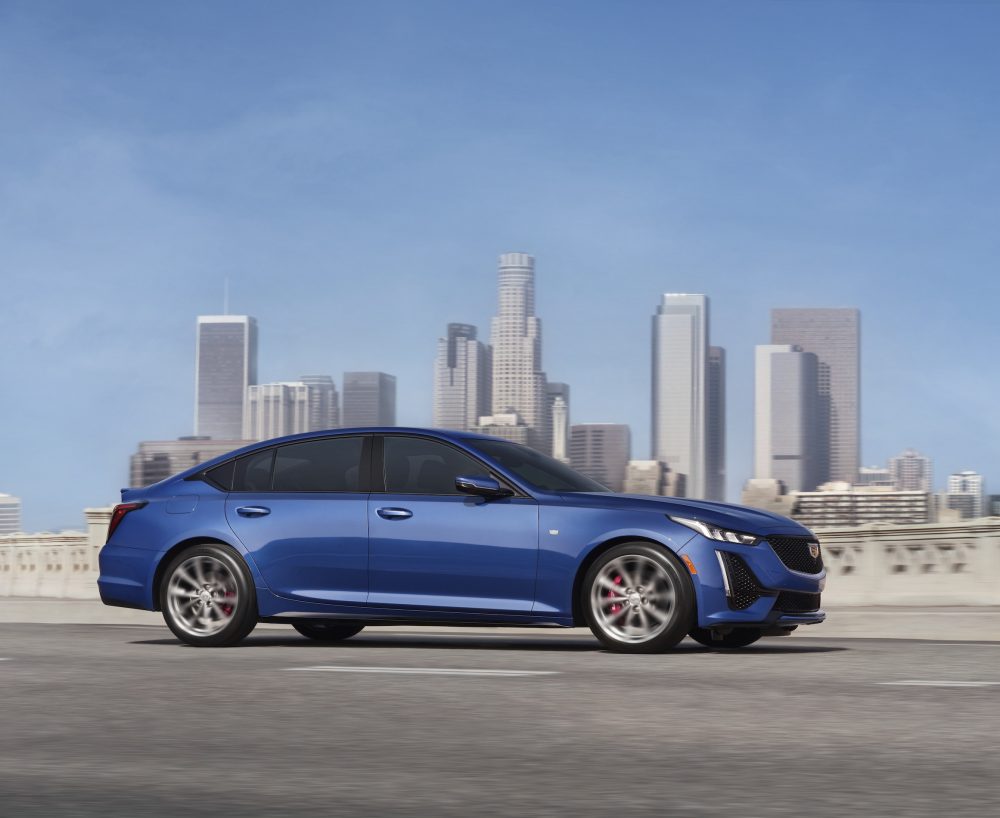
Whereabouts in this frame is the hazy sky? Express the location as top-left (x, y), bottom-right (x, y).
top-left (2, 0), bottom-right (999, 530)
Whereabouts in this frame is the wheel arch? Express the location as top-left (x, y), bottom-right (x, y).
top-left (570, 535), bottom-right (697, 627)
top-left (151, 536), bottom-right (249, 611)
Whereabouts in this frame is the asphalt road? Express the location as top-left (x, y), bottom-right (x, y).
top-left (1, 624), bottom-right (998, 817)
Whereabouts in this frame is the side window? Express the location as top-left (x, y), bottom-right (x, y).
top-left (383, 436), bottom-right (489, 495)
top-left (205, 460), bottom-right (235, 491)
top-left (272, 437), bottom-right (364, 492)
top-left (233, 449), bottom-right (275, 492)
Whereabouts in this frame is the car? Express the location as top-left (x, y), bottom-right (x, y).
top-left (98, 428), bottom-right (826, 652)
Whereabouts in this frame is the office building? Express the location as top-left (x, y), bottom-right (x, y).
top-left (705, 346), bottom-right (726, 501)
top-left (771, 308), bottom-right (860, 484)
top-left (651, 294), bottom-right (708, 498)
top-left (476, 414), bottom-right (531, 445)
top-left (130, 438), bottom-right (248, 488)
top-left (623, 460), bottom-right (684, 497)
top-left (988, 495), bottom-right (1000, 517)
top-left (889, 449), bottom-right (932, 492)
top-left (857, 466), bottom-right (894, 488)
top-left (945, 471), bottom-right (986, 519)
top-left (300, 375), bottom-right (340, 431)
top-left (194, 315), bottom-right (258, 439)
top-left (342, 372), bottom-right (396, 427)
top-left (790, 483), bottom-right (934, 528)
top-left (569, 424), bottom-right (630, 492)
top-left (754, 344), bottom-right (823, 492)
top-left (0, 494), bottom-right (22, 536)
top-left (547, 383), bottom-right (571, 463)
top-left (433, 323), bottom-right (491, 432)
top-left (244, 382), bottom-right (312, 441)
top-left (488, 253), bottom-right (550, 453)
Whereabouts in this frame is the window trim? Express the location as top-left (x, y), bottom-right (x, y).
top-left (372, 433), bottom-right (527, 498)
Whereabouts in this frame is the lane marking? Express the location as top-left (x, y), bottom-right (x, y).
top-left (286, 665), bottom-right (558, 677)
top-left (879, 680), bottom-right (1000, 688)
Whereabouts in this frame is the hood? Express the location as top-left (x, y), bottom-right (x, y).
top-left (555, 492), bottom-right (812, 537)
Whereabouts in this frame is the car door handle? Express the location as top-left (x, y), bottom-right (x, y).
top-left (236, 506), bottom-right (271, 518)
top-left (376, 507), bottom-right (413, 520)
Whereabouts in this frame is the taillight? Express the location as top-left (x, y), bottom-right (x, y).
top-left (107, 502), bottom-right (147, 542)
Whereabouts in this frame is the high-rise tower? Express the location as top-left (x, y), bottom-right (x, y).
top-left (433, 323), bottom-right (491, 432)
top-left (488, 253), bottom-right (549, 452)
top-left (194, 315), bottom-right (257, 439)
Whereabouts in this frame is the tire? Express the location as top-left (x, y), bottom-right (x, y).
top-left (582, 542), bottom-right (695, 653)
top-left (159, 543), bottom-right (258, 647)
top-left (688, 627), bottom-right (764, 649)
top-left (292, 621), bottom-right (365, 642)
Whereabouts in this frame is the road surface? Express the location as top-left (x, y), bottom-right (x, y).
top-left (1, 623), bottom-right (998, 816)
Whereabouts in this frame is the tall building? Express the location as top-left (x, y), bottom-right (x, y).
top-left (130, 438), bottom-right (248, 488)
top-left (623, 460), bottom-right (684, 496)
top-left (342, 372), bottom-right (396, 427)
top-left (889, 448), bottom-right (932, 492)
top-left (547, 383), bottom-right (571, 463)
top-left (652, 294), bottom-right (708, 498)
top-left (488, 253), bottom-right (550, 453)
top-left (433, 323), bottom-right (491, 432)
top-left (194, 315), bottom-right (258, 439)
top-left (569, 424), bottom-right (630, 492)
top-left (753, 344), bottom-right (823, 492)
top-left (300, 375), bottom-right (340, 431)
top-left (244, 382), bottom-right (311, 441)
top-left (945, 471), bottom-right (986, 519)
top-left (0, 494), bottom-right (22, 535)
top-left (771, 308), bottom-right (860, 484)
top-left (705, 346), bottom-right (726, 501)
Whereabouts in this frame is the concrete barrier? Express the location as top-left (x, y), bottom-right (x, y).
top-left (2, 509), bottom-right (999, 607)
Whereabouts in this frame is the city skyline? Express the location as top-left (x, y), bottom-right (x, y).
top-left (3, 3), bottom-right (1000, 530)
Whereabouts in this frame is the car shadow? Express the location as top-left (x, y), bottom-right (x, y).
top-left (130, 632), bottom-right (848, 654)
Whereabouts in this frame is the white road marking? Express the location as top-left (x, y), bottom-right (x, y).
top-left (879, 680), bottom-right (1000, 688)
top-left (286, 665), bottom-right (558, 677)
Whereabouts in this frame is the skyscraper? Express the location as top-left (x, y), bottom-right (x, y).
top-left (0, 494), bottom-right (22, 535)
top-left (433, 323), bottom-right (491, 432)
top-left (889, 448), bottom-right (932, 492)
top-left (771, 308), bottom-right (860, 484)
top-left (705, 346), bottom-right (726, 501)
top-left (569, 424), bottom-right (631, 492)
top-left (244, 382), bottom-right (312, 441)
top-left (488, 253), bottom-right (549, 453)
top-left (300, 375), bottom-right (340, 431)
top-left (754, 344), bottom-right (823, 492)
top-left (342, 372), bottom-right (396, 427)
top-left (651, 294), bottom-right (708, 498)
top-left (547, 383), bottom-right (571, 463)
top-left (194, 315), bottom-right (258, 439)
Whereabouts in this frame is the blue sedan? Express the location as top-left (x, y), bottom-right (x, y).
top-left (99, 428), bottom-right (826, 652)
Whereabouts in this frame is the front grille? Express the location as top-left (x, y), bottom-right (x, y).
top-left (767, 536), bottom-right (824, 574)
top-left (718, 552), bottom-right (762, 610)
top-left (774, 591), bottom-right (822, 613)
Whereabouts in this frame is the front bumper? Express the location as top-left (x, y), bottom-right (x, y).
top-left (679, 534), bottom-right (827, 630)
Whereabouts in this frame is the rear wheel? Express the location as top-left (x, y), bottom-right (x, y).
top-left (160, 544), bottom-right (257, 647)
top-left (291, 621), bottom-right (365, 642)
top-left (688, 627), bottom-right (764, 649)
top-left (582, 542), bottom-right (694, 653)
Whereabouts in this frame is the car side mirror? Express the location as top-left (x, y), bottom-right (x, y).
top-left (455, 474), bottom-right (513, 499)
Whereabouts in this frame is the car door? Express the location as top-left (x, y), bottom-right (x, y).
top-left (224, 435), bottom-right (370, 605)
top-left (367, 434), bottom-right (539, 613)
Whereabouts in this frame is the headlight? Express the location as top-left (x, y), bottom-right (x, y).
top-left (670, 516), bottom-right (760, 545)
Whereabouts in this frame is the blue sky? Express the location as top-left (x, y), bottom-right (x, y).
top-left (2, 0), bottom-right (998, 530)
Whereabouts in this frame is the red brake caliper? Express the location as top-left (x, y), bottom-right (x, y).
top-left (608, 574), bottom-right (623, 614)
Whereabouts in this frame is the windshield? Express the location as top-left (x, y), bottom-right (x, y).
top-left (463, 438), bottom-right (611, 493)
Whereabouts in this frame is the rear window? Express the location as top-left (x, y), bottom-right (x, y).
top-left (272, 437), bottom-right (364, 492)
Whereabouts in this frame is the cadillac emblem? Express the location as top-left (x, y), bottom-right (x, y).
top-left (808, 542), bottom-right (820, 559)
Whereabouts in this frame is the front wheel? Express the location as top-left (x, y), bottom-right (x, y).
top-left (292, 621), bottom-right (365, 642)
top-left (688, 627), bottom-right (764, 649)
top-left (160, 544), bottom-right (258, 647)
top-left (582, 542), bottom-right (695, 653)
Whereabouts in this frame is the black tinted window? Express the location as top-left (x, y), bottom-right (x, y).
top-left (383, 437), bottom-right (488, 494)
top-left (272, 437), bottom-right (364, 492)
top-left (233, 449), bottom-right (275, 492)
top-left (205, 460), bottom-right (235, 490)
top-left (463, 438), bottom-right (610, 492)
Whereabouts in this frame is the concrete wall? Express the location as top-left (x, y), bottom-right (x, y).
top-left (2, 509), bottom-right (999, 606)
